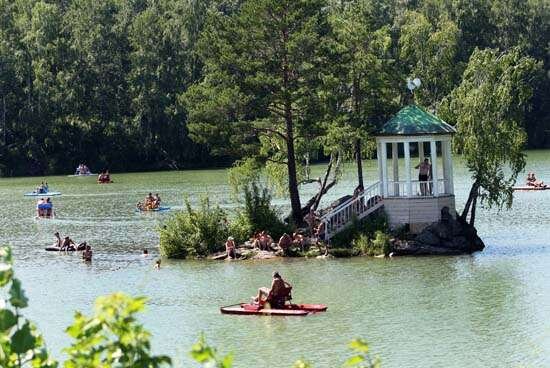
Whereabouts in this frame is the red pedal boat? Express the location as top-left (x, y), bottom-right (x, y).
top-left (220, 303), bottom-right (327, 316)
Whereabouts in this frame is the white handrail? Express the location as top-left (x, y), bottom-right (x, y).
top-left (320, 181), bottom-right (383, 241)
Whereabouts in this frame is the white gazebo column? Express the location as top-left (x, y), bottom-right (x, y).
top-left (377, 141), bottom-right (383, 194)
top-left (430, 140), bottom-right (439, 196)
top-left (381, 141), bottom-right (388, 197)
top-left (444, 139), bottom-right (454, 194)
top-left (418, 141), bottom-right (424, 161)
top-left (392, 143), bottom-right (399, 196)
top-left (404, 141), bottom-right (412, 197)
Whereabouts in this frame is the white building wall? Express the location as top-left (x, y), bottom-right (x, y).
top-left (384, 195), bottom-right (456, 233)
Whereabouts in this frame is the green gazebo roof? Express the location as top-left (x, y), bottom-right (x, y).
top-left (377, 105), bottom-right (456, 136)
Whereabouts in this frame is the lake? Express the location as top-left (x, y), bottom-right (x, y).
top-left (1, 150), bottom-right (550, 367)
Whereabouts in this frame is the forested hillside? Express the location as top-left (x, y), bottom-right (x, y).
top-left (0, 0), bottom-right (548, 176)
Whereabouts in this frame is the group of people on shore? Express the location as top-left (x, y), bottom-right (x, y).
top-left (223, 210), bottom-right (327, 259)
top-left (36, 197), bottom-right (54, 217)
top-left (74, 163), bottom-right (92, 175)
top-left (526, 172), bottom-right (546, 188)
top-left (97, 170), bottom-right (112, 183)
top-left (136, 193), bottom-right (162, 211)
top-left (52, 232), bottom-right (92, 261)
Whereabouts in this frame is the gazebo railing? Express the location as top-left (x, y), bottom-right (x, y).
top-left (321, 181), bottom-right (383, 241)
top-left (385, 179), bottom-right (449, 197)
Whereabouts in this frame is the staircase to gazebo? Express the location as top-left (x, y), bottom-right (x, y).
top-left (320, 182), bottom-right (384, 241)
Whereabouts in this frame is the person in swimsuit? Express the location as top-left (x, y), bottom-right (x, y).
top-left (278, 233), bottom-right (292, 255)
top-left (82, 245), bottom-right (92, 261)
top-left (44, 198), bottom-right (53, 217)
top-left (255, 272), bottom-right (292, 307)
top-left (225, 236), bottom-right (236, 259)
top-left (415, 158), bottom-right (431, 195)
top-left (53, 232), bottom-right (62, 248)
top-left (61, 236), bottom-right (76, 251)
top-left (37, 198), bottom-right (46, 217)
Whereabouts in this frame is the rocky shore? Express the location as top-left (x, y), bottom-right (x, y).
top-left (390, 207), bottom-right (485, 256)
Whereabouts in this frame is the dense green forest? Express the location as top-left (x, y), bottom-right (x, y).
top-left (0, 0), bottom-right (548, 176)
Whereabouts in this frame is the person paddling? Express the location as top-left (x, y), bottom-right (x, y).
top-left (254, 272), bottom-right (292, 308)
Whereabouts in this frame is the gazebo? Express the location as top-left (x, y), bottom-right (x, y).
top-left (375, 105), bottom-right (457, 233)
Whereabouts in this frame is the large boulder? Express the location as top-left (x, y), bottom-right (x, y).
top-left (391, 207), bottom-right (485, 256)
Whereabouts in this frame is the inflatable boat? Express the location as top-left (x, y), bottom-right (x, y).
top-left (24, 191), bottom-right (61, 197)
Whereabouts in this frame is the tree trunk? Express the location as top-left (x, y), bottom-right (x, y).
top-left (355, 138), bottom-right (364, 190)
top-left (461, 180), bottom-right (479, 222)
top-left (469, 190), bottom-right (478, 226)
top-left (285, 108), bottom-right (302, 226)
top-left (281, 25), bottom-right (302, 226)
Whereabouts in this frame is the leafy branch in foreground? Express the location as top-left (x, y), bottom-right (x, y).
top-left (0, 246), bottom-right (57, 368)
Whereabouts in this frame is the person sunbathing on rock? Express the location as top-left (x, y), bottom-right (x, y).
top-left (278, 233), bottom-right (292, 255)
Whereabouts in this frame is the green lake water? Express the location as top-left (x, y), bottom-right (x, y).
top-left (1, 151), bottom-right (550, 367)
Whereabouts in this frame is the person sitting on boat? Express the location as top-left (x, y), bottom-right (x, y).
top-left (98, 170), bottom-right (111, 183)
top-left (53, 232), bottom-right (62, 248)
top-left (153, 193), bottom-right (161, 208)
top-left (278, 233), bottom-right (292, 255)
top-left (60, 237), bottom-right (87, 251)
top-left (531, 173), bottom-right (546, 188)
top-left (254, 272), bottom-right (292, 308)
top-left (225, 236), bottom-right (237, 259)
top-left (144, 193), bottom-right (157, 210)
top-left (526, 172), bottom-right (535, 186)
top-left (61, 236), bottom-right (76, 251)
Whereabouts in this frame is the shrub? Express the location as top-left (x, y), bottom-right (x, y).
top-left (331, 210), bottom-right (389, 249)
top-left (64, 293), bottom-right (171, 368)
top-left (238, 182), bottom-right (290, 240)
top-left (159, 197), bottom-right (229, 259)
top-left (229, 212), bottom-right (253, 245)
top-left (352, 231), bottom-right (391, 256)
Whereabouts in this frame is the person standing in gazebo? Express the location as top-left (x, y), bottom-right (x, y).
top-left (415, 158), bottom-right (432, 196)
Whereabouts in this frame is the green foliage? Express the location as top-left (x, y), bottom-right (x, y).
top-left (343, 339), bottom-right (381, 368)
top-left (189, 334), bottom-right (380, 368)
top-left (398, 11), bottom-right (461, 107)
top-left (330, 211), bottom-right (388, 249)
top-left (159, 197), bottom-right (229, 259)
top-left (64, 293), bottom-right (171, 368)
top-left (238, 182), bottom-right (290, 240)
top-left (352, 231), bottom-right (391, 257)
top-left (1, 0), bottom-right (549, 177)
top-left (0, 246), bottom-right (58, 368)
top-left (439, 48), bottom-right (542, 220)
top-left (190, 334), bottom-right (233, 368)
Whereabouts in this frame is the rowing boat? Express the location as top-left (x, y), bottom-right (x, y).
top-left (220, 303), bottom-right (327, 316)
